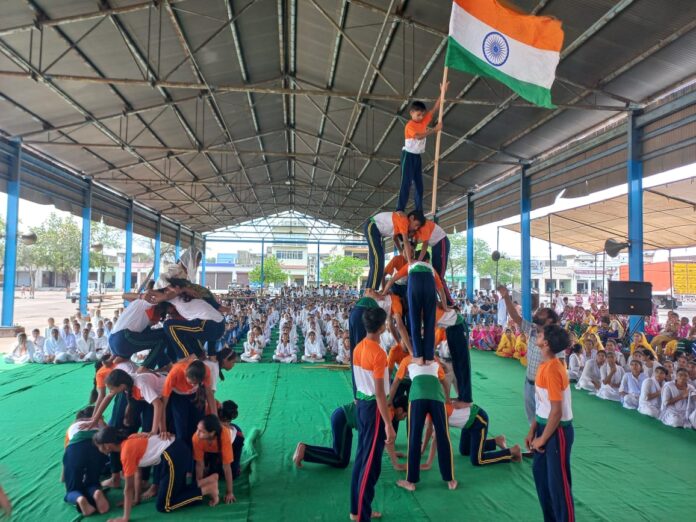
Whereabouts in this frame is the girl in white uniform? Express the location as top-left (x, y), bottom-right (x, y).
top-left (660, 368), bottom-right (695, 428)
top-left (576, 350), bottom-right (606, 393)
top-left (241, 331), bottom-right (263, 363)
top-left (302, 331), bottom-right (325, 363)
top-left (273, 333), bottom-right (297, 363)
top-left (567, 344), bottom-right (584, 382)
top-left (619, 360), bottom-right (646, 410)
top-left (596, 351), bottom-right (624, 401)
top-left (3, 333), bottom-right (37, 364)
top-left (336, 335), bottom-right (351, 365)
top-left (639, 366), bottom-right (666, 418)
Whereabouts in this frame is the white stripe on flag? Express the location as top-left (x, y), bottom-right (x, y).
top-left (449, 3), bottom-right (559, 89)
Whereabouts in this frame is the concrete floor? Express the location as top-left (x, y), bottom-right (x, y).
top-left (0, 290), bottom-right (123, 353)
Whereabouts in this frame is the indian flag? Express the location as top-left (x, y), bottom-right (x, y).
top-left (445, 0), bottom-right (564, 108)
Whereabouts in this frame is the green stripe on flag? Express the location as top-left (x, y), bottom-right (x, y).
top-left (445, 36), bottom-right (555, 109)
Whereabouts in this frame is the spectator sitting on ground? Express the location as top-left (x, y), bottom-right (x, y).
top-left (4, 333), bottom-right (37, 364)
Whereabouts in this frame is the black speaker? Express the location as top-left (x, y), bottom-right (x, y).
top-left (608, 281), bottom-right (652, 315)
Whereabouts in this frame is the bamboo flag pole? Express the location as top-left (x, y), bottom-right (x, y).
top-left (430, 67), bottom-right (449, 215)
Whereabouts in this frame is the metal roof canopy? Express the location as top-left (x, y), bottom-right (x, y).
top-left (504, 176), bottom-right (696, 254)
top-left (0, 0), bottom-right (694, 238)
top-left (206, 210), bottom-right (365, 242)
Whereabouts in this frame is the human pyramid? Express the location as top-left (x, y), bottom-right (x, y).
top-left (36, 82), bottom-right (577, 522)
top-left (293, 84), bottom-right (573, 522)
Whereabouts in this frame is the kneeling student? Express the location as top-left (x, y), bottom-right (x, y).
top-left (62, 406), bottom-right (109, 517)
top-left (294, 395), bottom-right (408, 470)
top-left (422, 401), bottom-right (522, 468)
top-left (93, 427), bottom-right (220, 516)
top-left (194, 415), bottom-right (236, 504)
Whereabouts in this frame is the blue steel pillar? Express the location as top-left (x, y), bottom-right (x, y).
top-left (466, 194), bottom-right (474, 301)
top-left (79, 181), bottom-right (92, 315)
top-left (201, 239), bottom-right (207, 286)
top-left (175, 224), bottom-right (181, 260)
top-left (153, 214), bottom-right (161, 281)
top-left (628, 111), bottom-right (644, 333)
top-left (2, 139), bottom-right (21, 326)
top-left (124, 200), bottom-right (133, 295)
top-left (316, 242), bottom-right (321, 286)
top-left (520, 167), bottom-right (532, 322)
top-left (260, 239), bottom-right (265, 287)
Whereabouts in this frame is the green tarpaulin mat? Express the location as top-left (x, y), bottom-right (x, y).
top-left (0, 350), bottom-right (693, 521)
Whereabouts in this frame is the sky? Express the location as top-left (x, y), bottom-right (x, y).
top-left (1, 162), bottom-right (695, 260)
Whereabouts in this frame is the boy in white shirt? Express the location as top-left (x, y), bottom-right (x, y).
top-left (44, 317), bottom-right (56, 340)
top-left (619, 360), bottom-right (646, 410)
top-left (76, 328), bottom-right (97, 362)
top-left (94, 327), bottom-right (109, 357)
top-left (30, 328), bottom-right (45, 350)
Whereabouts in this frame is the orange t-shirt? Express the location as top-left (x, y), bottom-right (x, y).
top-left (163, 360), bottom-right (212, 397)
top-left (192, 427), bottom-right (233, 464)
top-left (404, 112), bottom-right (434, 140)
top-left (387, 344), bottom-right (408, 372)
top-left (385, 255), bottom-right (407, 276)
top-left (353, 338), bottom-right (389, 400)
top-left (414, 220), bottom-right (435, 243)
top-left (95, 365), bottom-right (113, 389)
top-left (120, 435), bottom-right (149, 478)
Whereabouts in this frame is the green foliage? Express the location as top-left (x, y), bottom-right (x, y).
top-left (448, 234), bottom-right (494, 275)
top-left (447, 232), bottom-right (520, 286)
top-left (320, 255), bottom-right (367, 285)
top-left (21, 213), bottom-right (81, 285)
top-left (90, 221), bottom-right (121, 272)
top-left (249, 256), bottom-right (287, 285)
top-left (478, 256), bottom-right (521, 286)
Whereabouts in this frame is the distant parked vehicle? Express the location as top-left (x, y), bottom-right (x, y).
top-left (69, 281), bottom-right (104, 303)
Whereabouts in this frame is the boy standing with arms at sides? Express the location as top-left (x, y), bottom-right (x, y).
top-left (397, 82), bottom-right (449, 213)
top-left (528, 324), bottom-right (575, 522)
top-left (350, 307), bottom-right (395, 522)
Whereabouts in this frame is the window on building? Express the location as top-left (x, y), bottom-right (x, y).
top-left (276, 250), bottom-right (303, 260)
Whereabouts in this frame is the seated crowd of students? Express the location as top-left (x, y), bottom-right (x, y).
top-left (490, 294), bottom-right (696, 430)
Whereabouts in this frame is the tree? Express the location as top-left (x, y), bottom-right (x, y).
top-left (320, 255), bottom-right (367, 285)
top-left (478, 255), bottom-right (522, 286)
top-left (30, 213), bottom-right (82, 287)
top-left (448, 233), bottom-right (494, 276)
top-left (249, 256), bottom-right (287, 285)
